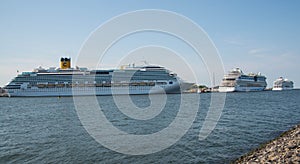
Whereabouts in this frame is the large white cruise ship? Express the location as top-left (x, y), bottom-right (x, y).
top-left (219, 68), bottom-right (267, 92)
top-left (4, 58), bottom-right (192, 97)
top-left (272, 77), bottom-right (294, 91)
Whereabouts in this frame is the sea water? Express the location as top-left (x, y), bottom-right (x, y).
top-left (0, 90), bottom-right (299, 163)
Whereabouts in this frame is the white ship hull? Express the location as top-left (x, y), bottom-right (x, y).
top-left (219, 86), bottom-right (265, 92)
top-left (272, 87), bottom-right (293, 91)
top-left (7, 82), bottom-right (185, 97)
top-left (218, 86), bottom-right (235, 92)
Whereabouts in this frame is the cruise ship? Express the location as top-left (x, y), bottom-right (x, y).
top-left (272, 77), bottom-right (294, 91)
top-left (219, 68), bottom-right (267, 92)
top-left (4, 58), bottom-right (192, 97)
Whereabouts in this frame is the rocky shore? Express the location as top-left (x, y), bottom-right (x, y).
top-left (233, 124), bottom-right (300, 164)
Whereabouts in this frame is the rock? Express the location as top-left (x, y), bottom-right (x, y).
top-left (287, 144), bottom-right (297, 149)
top-left (232, 124), bottom-right (300, 164)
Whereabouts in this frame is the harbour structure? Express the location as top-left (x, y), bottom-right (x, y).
top-left (219, 68), bottom-right (267, 92)
top-left (272, 77), bottom-right (294, 91)
top-left (4, 58), bottom-right (192, 97)
top-left (0, 87), bottom-right (9, 97)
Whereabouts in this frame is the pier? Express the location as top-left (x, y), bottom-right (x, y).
top-left (0, 87), bottom-right (9, 97)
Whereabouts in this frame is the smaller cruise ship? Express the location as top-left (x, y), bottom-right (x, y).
top-left (272, 77), bottom-right (294, 91)
top-left (219, 68), bottom-right (267, 92)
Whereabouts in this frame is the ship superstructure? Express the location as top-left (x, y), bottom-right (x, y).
top-left (219, 68), bottom-right (267, 92)
top-left (4, 58), bottom-right (190, 97)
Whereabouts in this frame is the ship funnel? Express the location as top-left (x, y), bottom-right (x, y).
top-left (60, 57), bottom-right (71, 69)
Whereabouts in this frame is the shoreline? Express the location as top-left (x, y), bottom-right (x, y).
top-left (232, 124), bottom-right (300, 163)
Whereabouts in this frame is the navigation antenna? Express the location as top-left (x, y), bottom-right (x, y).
top-left (141, 60), bottom-right (149, 66)
top-left (213, 72), bottom-right (215, 87)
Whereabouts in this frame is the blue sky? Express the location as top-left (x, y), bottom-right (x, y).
top-left (1, 0), bottom-right (300, 87)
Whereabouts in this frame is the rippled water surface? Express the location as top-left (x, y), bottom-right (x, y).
top-left (0, 90), bottom-right (300, 163)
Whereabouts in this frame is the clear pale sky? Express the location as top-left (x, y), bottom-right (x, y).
top-left (1, 0), bottom-right (300, 88)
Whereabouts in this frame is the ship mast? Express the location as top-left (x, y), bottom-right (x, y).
top-left (213, 72), bottom-right (215, 87)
